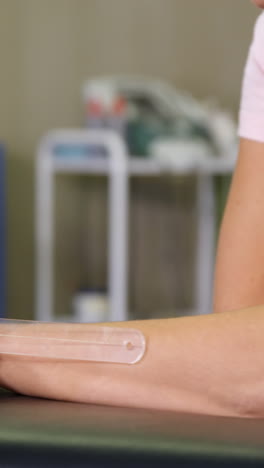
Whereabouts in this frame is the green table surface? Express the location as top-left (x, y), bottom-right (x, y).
top-left (1, 388), bottom-right (264, 467)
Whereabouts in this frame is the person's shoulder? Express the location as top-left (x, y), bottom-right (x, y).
top-left (252, 13), bottom-right (264, 67)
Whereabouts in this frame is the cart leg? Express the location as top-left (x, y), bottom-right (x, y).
top-left (108, 151), bottom-right (129, 322)
top-left (36, 150), bottom-right (54, 322)
top-left (195, 173), bottom-right (216, 315)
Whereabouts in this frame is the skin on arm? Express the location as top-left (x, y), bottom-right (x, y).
top-left (214, 2), bottom-right (264, 312)
top-left (213, 139), bottom-right (264, 313)
top-left (1, 308), bottom-right (264, 418)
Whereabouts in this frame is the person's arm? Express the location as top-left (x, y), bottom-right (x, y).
top-left (214, 12), bottom-right (264, 313)
top-left (1, 308), bottom-right (264, 418)
top-left (213, 139), bottom-right (264, 313)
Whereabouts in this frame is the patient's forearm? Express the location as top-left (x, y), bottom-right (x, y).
top-left (1, 307), bottom-right (264, 417)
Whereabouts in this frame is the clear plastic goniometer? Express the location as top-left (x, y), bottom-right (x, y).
top-left (0, 320), bottom-right (146, 364)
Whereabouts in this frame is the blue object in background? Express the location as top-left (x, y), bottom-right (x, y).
top-left (0, 145), bottom-right (5, 317)
top-left (54, 143), bottom-right (108, 158)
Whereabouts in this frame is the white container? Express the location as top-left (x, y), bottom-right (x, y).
top-left (83, 79), bottom-right (128, 137)
top-left (73, 289), bottom-right (109, 323)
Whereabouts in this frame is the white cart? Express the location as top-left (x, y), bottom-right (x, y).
top-left (36, 129), bottom-right (236, 322)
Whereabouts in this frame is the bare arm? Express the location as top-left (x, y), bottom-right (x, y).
top-left (1, 307), bottom-right (264, 418)
top-left (213, 139), bottom-right (264, 313)
top-left (213, 12), bottom-right (264, 312)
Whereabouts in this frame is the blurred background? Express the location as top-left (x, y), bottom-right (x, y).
top-left (0, 0), bottom-right (259, 322)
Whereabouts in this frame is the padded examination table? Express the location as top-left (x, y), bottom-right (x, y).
top-left (1, 388), bottom-right (264, 467)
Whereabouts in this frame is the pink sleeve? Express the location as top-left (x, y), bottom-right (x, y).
top-left (238, 13), bottom-right (264, 142)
